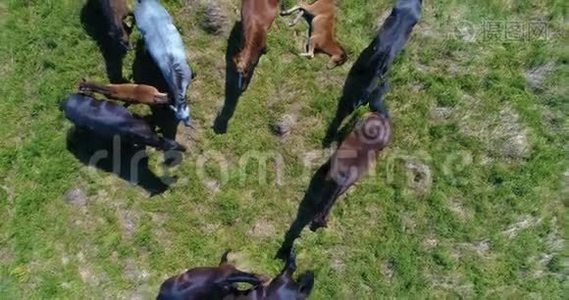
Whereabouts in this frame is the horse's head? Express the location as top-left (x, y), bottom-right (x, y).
top-left (170, 103), bottom-right (191, 127)
top-left (264, 250), bottom-right (315, 300)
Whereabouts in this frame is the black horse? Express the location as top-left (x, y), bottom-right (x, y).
top-left (323, 0), bottom-right (422, 146)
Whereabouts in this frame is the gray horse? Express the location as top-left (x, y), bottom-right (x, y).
top-left (134, 0), bottom-right (193, 126)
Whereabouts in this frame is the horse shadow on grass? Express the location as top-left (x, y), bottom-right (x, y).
top-left (132, 39), bottom-right (180, 142)
top-left (213, 22), bottom-right (260, 134)
top-left (276, 160), bottom-right (331, 260)
top-left (66, 127), bottom-right (175, 196)
top-left (80, 0), bottom-right (128, 83)
top-left (275, 111), bottom-right (367, 259)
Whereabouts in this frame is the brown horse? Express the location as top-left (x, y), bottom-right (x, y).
top-left (78, 81), bottom-right (168, 105)
top-left (233, 0), bottom-right (280, 91)
top-left (281, 0), bottom-right (347, 68)
top-left (311, 111), bottom-right (392, 230)
top-left (157, 251), bottom-right (268, 300)
top-left (98, 0), bottom-right (132, 51)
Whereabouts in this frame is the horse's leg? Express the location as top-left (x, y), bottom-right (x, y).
top-left (289, 10), bottom-right (305, 26)
top-left (299, 38), bottom-right (315, 58)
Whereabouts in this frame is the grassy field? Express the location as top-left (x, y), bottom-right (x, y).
top-left (1, 0), bottom-right (568, 298)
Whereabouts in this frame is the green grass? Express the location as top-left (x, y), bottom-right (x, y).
top-left (1, 0), bottom-right (568, 298)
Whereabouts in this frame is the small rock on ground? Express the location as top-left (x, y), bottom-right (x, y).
top-left (64, 188), bottom-right (87, 206)
top-left (405, 160), bottom-right (432, 195)
top-left (201, 0), bottom-right (229, 35)
top-left (497, 108), bottom-right (531, 159)
top-left (272, 114), bottom-right (298, 137)
top-left (501, 132), bottom-right (530, 159)
top-left (526, 62), bottom-right (555, 91)
top-left (422, 237), bottom-right (439, 249)
top-left (431, 106), bottom-right (454, 121)
top-left (381, 260), bottom-right (395, 279)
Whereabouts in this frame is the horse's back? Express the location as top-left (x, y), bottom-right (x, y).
top-left (134, 0), bottom-right (189, 83)
top-left (135, 1), bottom-right (184, 59)
top-left (63, 94), bottom-right (148, 138)
top-left (394, 0), bottom-right (422, 24)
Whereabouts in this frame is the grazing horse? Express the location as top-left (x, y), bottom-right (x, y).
top-left (311, 103), bottom-right (391, 231)
top-left (281, 0), bottom-right (347, 68)
top-left (78, 80), bottom-right (169, 105)
top-left (346, 0), bottom-right (422, 111)
top-left (157, 251), bottom-right (267, 300)
top-left (98, 0), bottom-right (133, 51)
top-left (61, 93), bottom-right (186, 152)
top-left (224, 249), bottom-right (315, 300)
top-left (134, 0), bottom-right (194, 126)
top-left (234, 0), bottom-right (280, 91)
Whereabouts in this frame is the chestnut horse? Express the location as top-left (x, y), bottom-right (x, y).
top-left (281, 0), bottom-right (347, 68)
top-left (233, 0), bottom-right (280, 91)
top-left (78, 80), bottom-right (168, 105)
